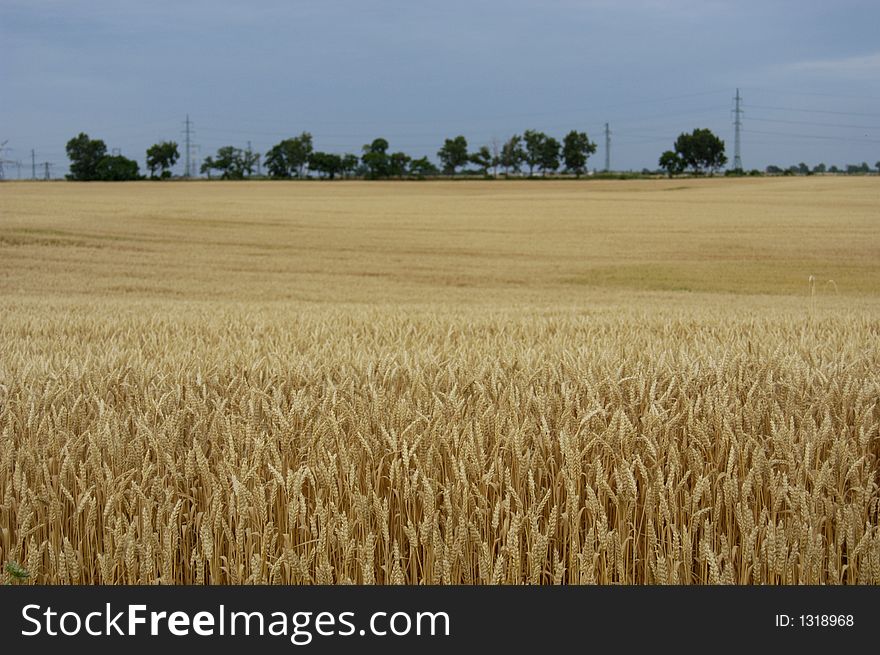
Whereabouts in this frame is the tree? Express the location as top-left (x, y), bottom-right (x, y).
top-left (876, 161), bottom-right (880, 173)
top-left (362, 138), bottom-right (391, 179)
top-left (813, 163), bottom-right (826, 174)
top-left (797, 162), bottom-right (810, 175)
top-left (66, 133), bottom-right (107, 181)
top-left (489, 137), bottom-right (502, 178)
top-left (241, 147), bottom-right (259, 178)
top-left (469, 145), bottom-right (493, 176)
top-left (389, 152), bottom-right (411, 178)
top-left (96, 154), bottom-right (140, 181)
top-left (264, 133), bottom-right (312, 178)
top-left (287, 133), bottom-right (312, 177)
top-left (562, 130), bottom-right (597, 177)
top-left (146, 141), bottom-right (179, 179)
top-left (539, 136), bottom-right (561, 175)
top-left (659, 151), bottom-right (685, 177)
top-left (671, 128), bottom-right (727, 174)
top-left (766, 165), bottom-right (783, 174)
top-left (409, 157), bottom-right (439, 178)
top-left (846, 162), bottom-right (870, 174)
top-left (209, 146), bottom-right (241, 179)
top-left (201, 146), bottom-right (255, 179)
top-left (308, 152), bottom-right (343, 179)
top-left (341, 154), bottom-right (360, 178)
top-left (263, 143), bottom-right (291, 178)
top-left (437, 136), bottom-right (468, 175)
top-left (522, 130), bottom-right (547, 176)
top-left (200, 157), bottom-right (215, 179)
top-left (828, 165), bottom-right (840, 173)
top-left (500, 135), bottom-right (526, 174)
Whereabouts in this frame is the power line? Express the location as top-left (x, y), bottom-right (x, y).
top-left (742, 128), bottom-right (880, 144)
top-left (748, 104), bottom-right (880, 119)
top-left (747, 116), bottom-right (880, 131)
top-left (743, 86), bottom-right (880, 102)
top-left (194, 105), bottom-right (729, 142)
top-left (193, 89), bottom-right (730, 131)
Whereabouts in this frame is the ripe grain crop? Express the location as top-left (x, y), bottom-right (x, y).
top-left (1, 178), bottom-right (878, 584)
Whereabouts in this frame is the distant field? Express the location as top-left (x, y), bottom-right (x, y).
top-left (2, 177), bottom-right (879, 301)
top-left (1, 178), bottom-right (878, 584)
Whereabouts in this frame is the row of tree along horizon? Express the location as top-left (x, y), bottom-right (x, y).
top-left (63, 129), bottom-right (880, 181)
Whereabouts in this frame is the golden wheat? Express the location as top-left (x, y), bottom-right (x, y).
top-left (0, 179), bottom-right (878, 584)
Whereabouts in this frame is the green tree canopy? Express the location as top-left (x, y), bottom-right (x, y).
top-left (409, 156), bottom-right (439, 178)
top-left (672, 128), bottom-right (727, 174)
top-left (562, 130), bottom-right (597, 177)
top-left (362, 138), bottom-right (391, 179)
top-left (201, 146), bottom-right (258, 179)
top-left (539, 136), bottom-right (561, 175)
top-left (341, 154), bottom-right (360, 178)
top-left (66, 133), bottom-right (107, 181)
top-left (308, 152), bottom-right (344, 179)
top-left (846, 162), bottom-right (870, 174)
top-left (96, 154), bottom-right (140, 181)
top-left (146, 141), bottom-right (179, 179)
top-left (500, 135), bottom-right (526, 174)
top-left (366, 138), bottom-right (389, 155)
top-left (438, 136), bottom-right (468, 175)
top-left (469, 145), bottom-right (493, 176)
top-left (264, 133), bottom-right (312, 178)
top-left (522, 130), bottom-right (548, 176)
top-left (389, 152), bottom-right (412, 178)
top-left (240, 148), bottom-right (260, 177)
top-left (659, 150), bottom-right (685, 177)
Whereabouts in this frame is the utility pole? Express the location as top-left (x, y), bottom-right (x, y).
top-left (183, 114), bottom-right (194, 177)
top-left (604, 123), bottom-right (611, 172)
top-left (31, 149), bottom-right (36, 179)
top-left (733, 88), bottom-right (743, 171)
top-left (0, 140), bottom-right (8, 180)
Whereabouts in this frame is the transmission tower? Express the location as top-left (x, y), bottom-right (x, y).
top-left (183, 114), bottom-right (196, 177)
top-left (41, 162), bottom-right (54, 180)
top-left (0, 140), bottom-right (8, 180)
top-left (604, 123), bottom-right (611, 172)
top-left (31, 149), bottom-right (36, 179)
top-left (732, 88), bottom-right (743, 171)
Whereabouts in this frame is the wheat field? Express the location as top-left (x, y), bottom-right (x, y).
top-left (1, 178), bottom-right (879, 584)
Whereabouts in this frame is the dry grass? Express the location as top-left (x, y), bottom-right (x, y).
top-left (1, 178), bottom-right (878, 584)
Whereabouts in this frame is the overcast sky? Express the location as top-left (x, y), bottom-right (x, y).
top-left (2, 0), bottom-right (879, 176)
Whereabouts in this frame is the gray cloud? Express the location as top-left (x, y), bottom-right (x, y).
top-left (2, 1), bottom-right (878, 175)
